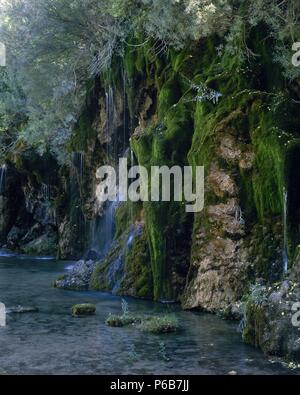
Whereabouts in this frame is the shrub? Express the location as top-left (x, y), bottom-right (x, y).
top-left (138, 314), bottom-right (179, 334)
top-left (105, 301), bottom-right (179, 333)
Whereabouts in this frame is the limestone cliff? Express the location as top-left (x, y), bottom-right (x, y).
top-left (1, 31), bottom-right (300, 362)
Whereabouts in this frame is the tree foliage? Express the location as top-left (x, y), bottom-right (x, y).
top-left (0, 0), bottom-right (299, 161)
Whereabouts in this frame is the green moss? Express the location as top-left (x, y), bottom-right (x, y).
top-left (69, 110), bottom-right (96, 152)
top-left (108, 28), bottom-right (295, 306)
top-left (138, 314), bottom-right (179, 334)
top-left (89, 259), bottom-right (111, 291)
top-left (115, 201), bottom-right (142, 239)
top-left (157, 75), bottom-right (181, 118)
top-left (105, 313), bottom-right (142, 327)
top-left (243, 302), bottom-right (268, 348)
top-left (120, 232), bottom-right (153, 299)
top-left (248, 100), bottom-right (287, 221)
top-left (71, 303), bottom-right (96, 317)
top-left (105, 311), bottom-right (179, 334)
top-left (69, 79), bottom-right (99, 152)
top-left (188, 51), bottom-right (288, 224)
top-left (131, 120), bottom-right (192, 301)
top-left (127, 40), bottom-right (220, 302)
top-left (22, 234), bottom-right (57, 256)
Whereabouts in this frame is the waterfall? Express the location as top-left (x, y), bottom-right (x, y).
top-left (90, 200), bottom-right (117, 258)
top-left (105, 86), bottom-right (114, 159)
top-left (108, 224), bottom-right (142, 294)
top-left (89, 86), bottom-right (117, 258)
top-left (105, 85), bottom-right (116, 251)
top-left (283, 187), bottom-right (288, 273)
top-left (70, 152), bottom-right (86, 250)
top-left (123, 71), bottom-right (127, 154)
top-left (41, 183), bottom-right (57, 225)
top-left (89, 79), bottom-right (131, 261)
top-left (0, 164), bottom-right (7, 195)
top-left (72, 152), bottom-right (85, 187)
top-left (130, 148), bottom-right (135, 222)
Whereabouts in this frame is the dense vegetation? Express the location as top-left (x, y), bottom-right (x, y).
top-left (1, 0), bottom-right (300, 364)
top-left (0, 0), bottom-right (299, 161)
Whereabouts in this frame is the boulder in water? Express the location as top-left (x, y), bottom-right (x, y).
top-left (54, 259), bottom-right (96, 291)
top-left (71, 303), bottom-right (96, 317)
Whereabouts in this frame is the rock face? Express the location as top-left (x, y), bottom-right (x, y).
top-left (0, 157), bottom-right (58, 257)
top-left (90, 223), bottom-right (153, 299)
top-left (182, 109), bottom-right (252, 312)
top-left (243, 281), bottom-right (300, 361)
top-left (22, 233), bottom-right (57, 256)
top-left (1, 30), bottom-right (300, 364)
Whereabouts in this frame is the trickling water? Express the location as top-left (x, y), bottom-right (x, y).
top-left (41, 183), bottom-right (50, 200)
top-left (104, 86), bottom-right (116, 253)
top-left (41, 183), bottom-right (56, 225)
top-left (235, 206), bottom-right (245, 225)
top-left (123, 71), bottom-right (127, 154)
top-left (89, 80), bottom-right (131, 260)
top-left (0, 164), bottom-right (7, 195)
top-left (70, 152), bottom-right (86, 250)
top-left (89, 86), bottom-right (118, 258)
top-left (72, 152), bottom-right (85, 187)
top-left (105, 86), bottom-right (114, 159)
top-left (130, 148), bottom-right (135, 222)
top-left (107, 225), bottom-right (141, 294)
top-left (130, 148), bottom-right (134, 168)
top-left (283, 187), bottom-right (288, 273)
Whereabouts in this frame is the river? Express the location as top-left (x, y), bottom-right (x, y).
top-left (0, 252), bottom-right (297, 375)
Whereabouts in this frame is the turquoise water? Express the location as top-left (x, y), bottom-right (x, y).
top-left (0, 253), bottom-right (298, 375)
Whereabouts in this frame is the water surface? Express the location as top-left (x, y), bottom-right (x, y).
top-left (0, 253), bottom-right (298, 375)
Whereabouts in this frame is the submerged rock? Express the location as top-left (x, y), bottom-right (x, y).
top-left (71, 303), bottom-right (96, 317)
top-left (6, 306), bottom-right (39, 314)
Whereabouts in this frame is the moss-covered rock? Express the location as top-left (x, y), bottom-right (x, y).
top-left (105, 313), bottom-right (142, 327)
top-left (21, 233), bottom-right (57, 256)
top-left (138, 314), bottom-right (179, 334)
top-left (243, 281), bottom-right (300, 362)
top-left (119, 229), bottom-right (153, 299)
top-left (71, 303), bottom-right (96, 317)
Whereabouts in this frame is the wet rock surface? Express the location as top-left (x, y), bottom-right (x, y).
top-left (243, 281), bottom-right (300, 361)
top-left (54, 260), bottom-right (96, 291)
top-left (71, 303), bottom-right (96, 317)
